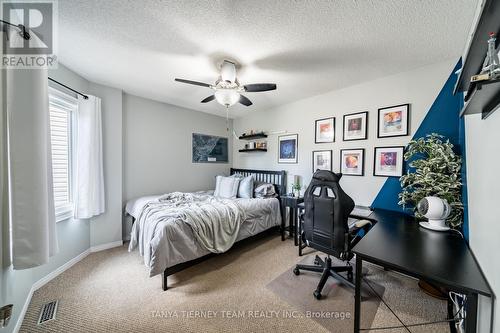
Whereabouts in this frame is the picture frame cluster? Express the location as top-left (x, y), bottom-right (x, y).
top-left (305, 103), bottom-right (410, 177)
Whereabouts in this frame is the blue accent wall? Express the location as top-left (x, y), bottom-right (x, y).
top-left (371, 60), bottom-right (468, 238)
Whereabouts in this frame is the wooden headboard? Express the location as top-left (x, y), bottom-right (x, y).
top-left (230, 168), bottom-right (287, 197)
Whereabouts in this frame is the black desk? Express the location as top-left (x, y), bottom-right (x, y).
top-left (352, 209), bottom-right (493, 333)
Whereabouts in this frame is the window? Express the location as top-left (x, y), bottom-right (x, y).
top-left (49, 88), bottom-right (77, 222)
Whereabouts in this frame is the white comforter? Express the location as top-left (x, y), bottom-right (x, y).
top-left (127, 192), bottom-right (281, 277)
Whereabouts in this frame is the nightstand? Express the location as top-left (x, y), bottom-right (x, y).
top-left (280, 195), bottom-right (304, 245)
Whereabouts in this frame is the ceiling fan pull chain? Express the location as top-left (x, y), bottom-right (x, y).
top-left (226, 106), bottom-right (229, 132)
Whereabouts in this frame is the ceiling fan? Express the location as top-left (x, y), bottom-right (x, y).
top-left (174, 60), bottom-right (277, 108)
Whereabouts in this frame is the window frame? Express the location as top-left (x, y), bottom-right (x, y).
top-left (48, 87), bottom-right (78, 222)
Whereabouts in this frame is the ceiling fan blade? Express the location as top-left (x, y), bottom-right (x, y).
top-left (201, 95), bottom-right (215, 103)
top-left (243, 83), bottom-right (277, 92)
top-left (175, 78), bottom-right (212, 88)
top-left (239, 94), bottom-right (253, 106)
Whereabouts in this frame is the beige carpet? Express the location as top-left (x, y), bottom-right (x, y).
top-left (267, 255), bottom-right (385, 331)
top-left (20, 233), bottom-right (449, 332)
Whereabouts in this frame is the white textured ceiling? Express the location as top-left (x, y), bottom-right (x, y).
top-left (57, 0), bottom-right (477, 118)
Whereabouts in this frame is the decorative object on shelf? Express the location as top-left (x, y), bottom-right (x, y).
top-left (343, 111), bottom-right (368, 141)
top-left (417, 196), bottom-right (451, 231)
top-left (291, 175), bottom-right (302, 197)
top-left (278, 134), bottom-right (298, 163)
top-left (192, 133), bottom-right (228, 163)
top-left (373, 146), bottom-right (404, 177)
top-left (244, 142), bottom-right (256, 149)
top-left (255, 141), bottom-right (267, 149)
top-left (473, 32), bottom-right (500, 82)
top-left (314, 117), bottom-right (335, 143)
top-left (377, 104), bottom-right (410, 138)
top-left (312, 150), bottom-right (332, 172)
top-left (340, 148), bottom-right (365, 176)
top-left (238, 131), bottom-right (267, 140)
top-left (398, 133), bottom-right (463, 228)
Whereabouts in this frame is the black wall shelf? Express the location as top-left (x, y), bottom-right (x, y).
top-left (460, 78), bottom-right (500, 119)
top-left (238, 148), bottom-right (267, 153)
top-left (238, 132), bottom-right (267, 140)
top-left (455, 0), bottom-right (500, 119)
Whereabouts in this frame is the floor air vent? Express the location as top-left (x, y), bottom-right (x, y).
top-left (37, 300), bottom-right (58, 325)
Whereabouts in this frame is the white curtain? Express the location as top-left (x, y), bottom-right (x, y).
top-left (74, 95), bottom-right (105, 219)
top-left (1, 31), bottom-right (6, 269)
top-left (6, 31), bottom-right (58, 269)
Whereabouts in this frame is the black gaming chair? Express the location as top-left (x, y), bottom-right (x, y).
top-left (293, 170), bottom-right (372, 300)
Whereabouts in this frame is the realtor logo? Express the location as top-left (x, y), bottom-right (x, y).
top-left (1, 0), bottom-right (58, 68)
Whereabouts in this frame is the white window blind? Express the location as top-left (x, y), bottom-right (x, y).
top-left (49, 88), bottom-right (77, 221)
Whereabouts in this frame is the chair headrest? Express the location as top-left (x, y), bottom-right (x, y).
top-left (312, 170), bottom-right (342, 182)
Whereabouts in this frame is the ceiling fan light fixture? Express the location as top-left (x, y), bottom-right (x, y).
top-left (215, 89), bottom-right (240, 107)
top-left (220, 60), bottom-right (236, 83)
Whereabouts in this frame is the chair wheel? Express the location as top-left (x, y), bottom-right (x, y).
top-left (293, 267), bottom-right (300, 276)
top-left (314, 258), bottom-right (320, 265)
top-left (313, 290), bottom-right (321, 300)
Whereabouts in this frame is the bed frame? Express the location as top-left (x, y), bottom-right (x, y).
top-left (161, 168), bottom-right (287, 291)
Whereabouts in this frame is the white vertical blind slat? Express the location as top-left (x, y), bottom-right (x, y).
top-left (49, 91), bottom-right (76, 209)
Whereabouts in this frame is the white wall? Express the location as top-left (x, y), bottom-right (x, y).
top-left (465, 111), bottom-right (500, 333)
top-left (123, 93), bottom-right (232, 201)
top-left (122, 94), bottom-right (232, 240)
top-left (87, 83), bottom-right (123, 248)
top-left (233, 59), bottom-right (456, 206)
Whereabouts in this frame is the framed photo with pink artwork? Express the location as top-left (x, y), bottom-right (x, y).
top-left (343, 111), bottom-right (368, 141)
top-left (373, 146), bottom-right (404, 177)
top-left (377, 104), bottom-right (410, 138)
top-left (315, 117), bottom-right (335, 143)
top-left (340, 149), bottom-right (365, 176)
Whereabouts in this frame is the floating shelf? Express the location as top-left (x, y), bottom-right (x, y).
top-left (238, 148), bottom-right (268, 153)
top-left (460, 78), bottom-right (500, 119)
top-left (238, 132), bottom-right (268, 140)
top-left (455, 0), bottom-right (500, 94)
top-left (454, 0), bottom-right (500, 119)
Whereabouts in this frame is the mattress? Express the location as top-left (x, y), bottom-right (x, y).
top-left (126, 192), bottom-right (281, 277)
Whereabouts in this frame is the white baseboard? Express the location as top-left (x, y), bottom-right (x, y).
top-left (90, 240), bottom-right (123, 253)
top-left (32, 250), bottom-right (91, 290)
top-left (13, 240), bottom-right (124, 332)
top-left (13, 249), bottom-right (91, 333)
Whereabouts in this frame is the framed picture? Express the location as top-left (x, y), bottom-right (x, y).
top-left (278, 134), bottom-right (298, 163)
top-left (343, 111), bottom-right (368, 141)
top-left (340, 149), bottom-right (365, 176)
top-left (312, 150), bottom-right (332, 172)
top-left (192, 133), bottom-right (228, 163)
top-left (315, 117), bottom-right (335, 143)
top-left (377, 104), bottom-right (410, 138)
top-left (373, 146), bottom-right (405, 177)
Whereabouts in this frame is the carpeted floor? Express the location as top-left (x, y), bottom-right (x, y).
top-left (20, 233), bottom-right (449, 332)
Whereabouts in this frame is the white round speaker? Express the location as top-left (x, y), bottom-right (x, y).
top-left (417, 196), bottom-right (451, 231)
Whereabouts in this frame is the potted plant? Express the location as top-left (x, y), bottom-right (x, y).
top-left (398, 133), bottom-right (463, 299)
top-left (292, 183), bottom-right (302, 197)
top-left (398, 133), bottom-right (463, 228)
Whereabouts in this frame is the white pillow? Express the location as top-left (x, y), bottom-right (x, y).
top-left (214, 175), bottom-right (240, 199)
top-left (232, 174), bottom-right (254, 199)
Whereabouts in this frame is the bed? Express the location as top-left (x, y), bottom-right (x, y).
top-left (126, 168), bottom-right (286, 290)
